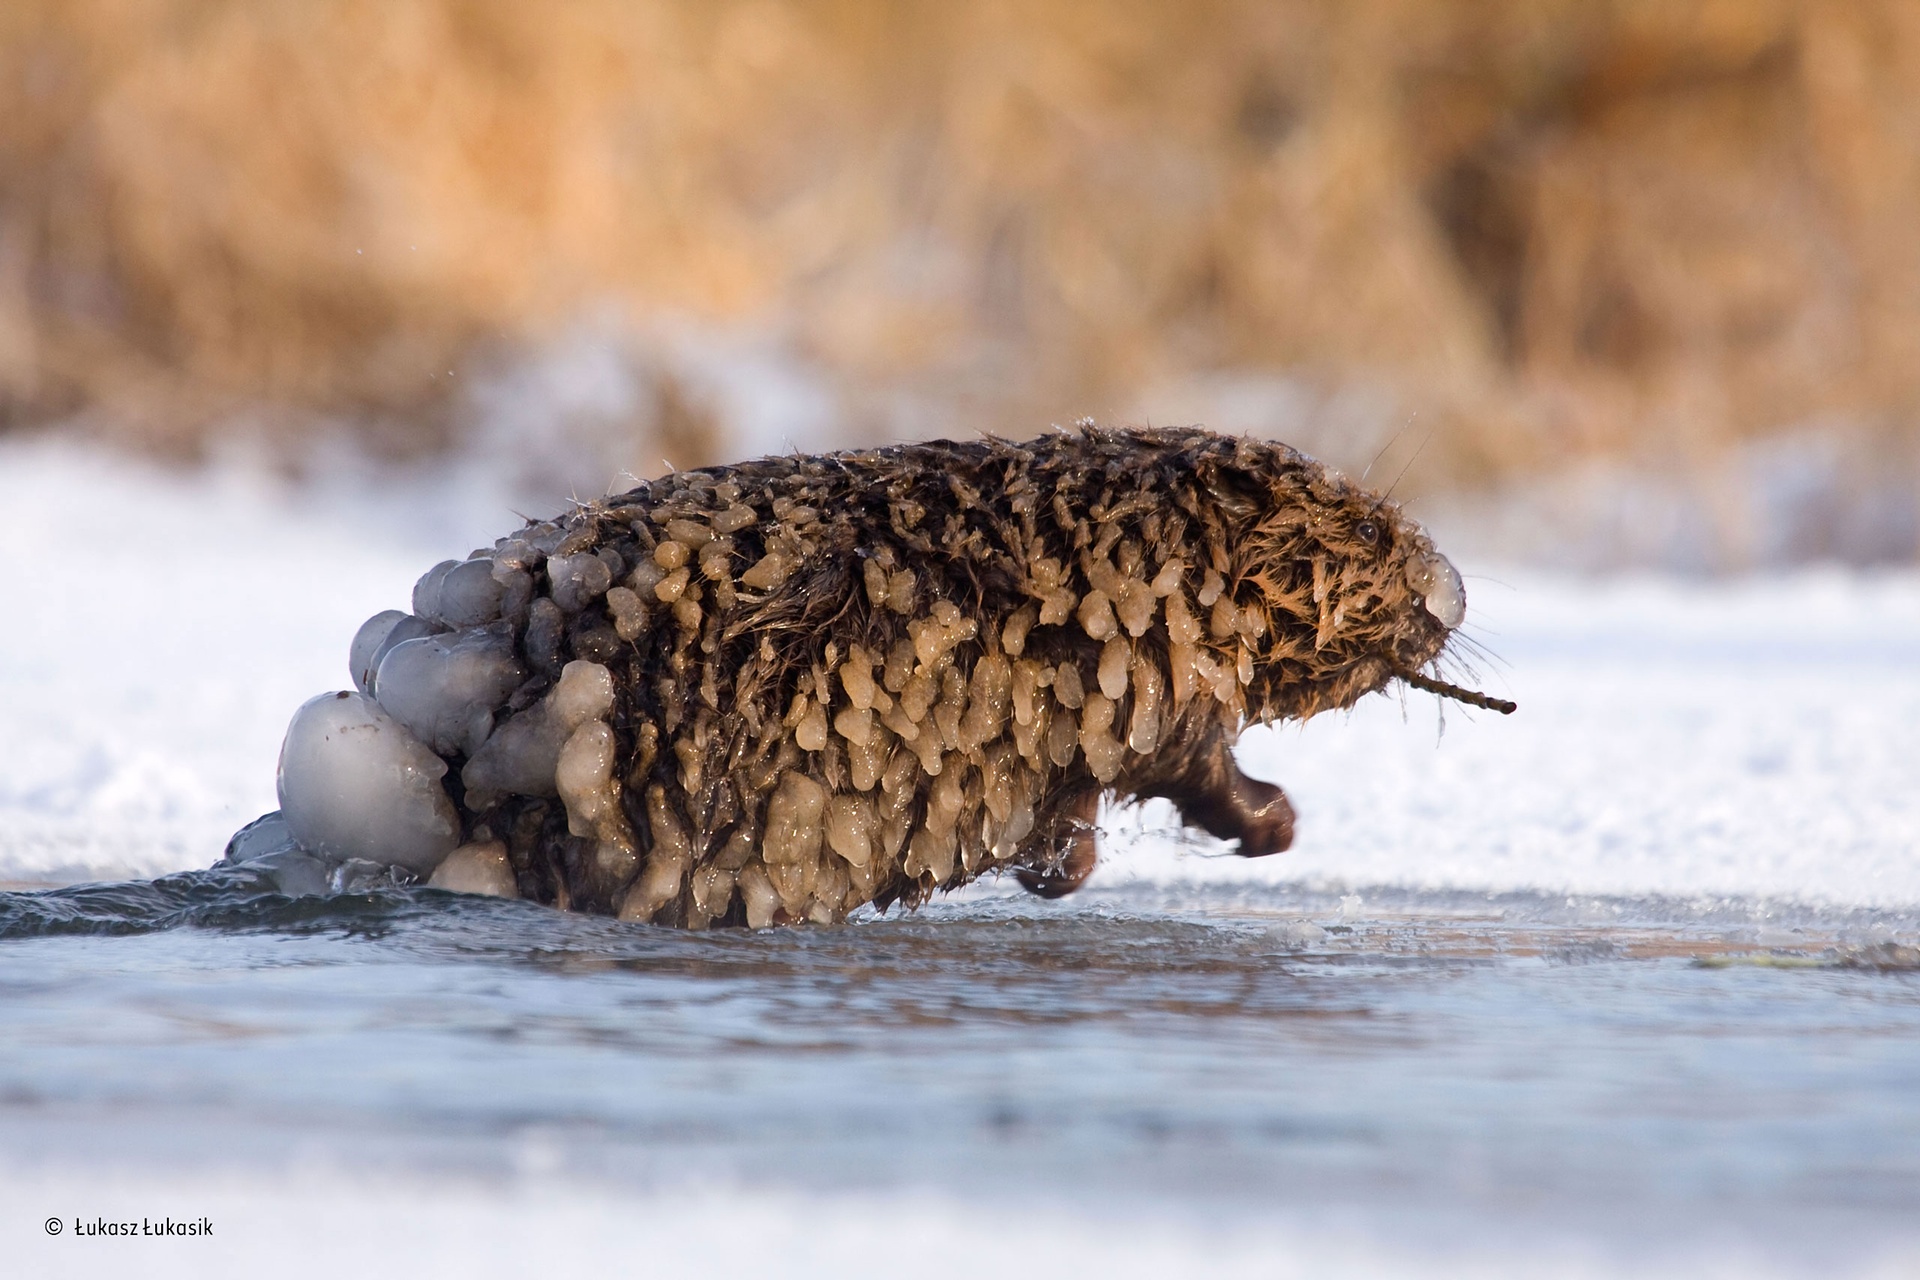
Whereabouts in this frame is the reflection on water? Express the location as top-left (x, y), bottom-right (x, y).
top-left (2, 876), bottom-right (1918, 1262)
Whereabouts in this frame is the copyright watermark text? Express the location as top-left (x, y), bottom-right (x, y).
top-left (46, 1215), bottom-right (212, 1238)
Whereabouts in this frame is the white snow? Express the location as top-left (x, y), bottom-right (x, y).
top-left (0, 439), bottom-right (437, 881)
top-left (2, 434), bottom-right (1917, 906)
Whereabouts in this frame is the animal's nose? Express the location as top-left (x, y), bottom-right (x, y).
top-left (1407, 553), bottom-right (1465, 629)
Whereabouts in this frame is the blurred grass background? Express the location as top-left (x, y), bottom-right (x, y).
top-left (3, 0), bottom-right (1917, 566)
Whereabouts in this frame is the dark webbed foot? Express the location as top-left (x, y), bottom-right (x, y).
top-left (1016, 791), bottom-right (1099, 897)
top-left (1142, 737), bottom-right (1295, 857)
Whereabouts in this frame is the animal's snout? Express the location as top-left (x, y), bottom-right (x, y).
top-left (1407, 553), bottom-right (1465, 630)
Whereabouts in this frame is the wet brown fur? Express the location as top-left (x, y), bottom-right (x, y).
top-left (461, 425), bottom-right (1461, 927)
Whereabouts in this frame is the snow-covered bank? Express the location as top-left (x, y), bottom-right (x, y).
top-left (3, 436), bottom-right (1916, 905)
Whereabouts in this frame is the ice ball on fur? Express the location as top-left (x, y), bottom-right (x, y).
top-left (222, 811), bottom-right (301, 864)
top-left (461, 660), bottom-right (615, 800)
top-left (411, 560), bottom-right (458, 621)
top-left (428, 841), bottom-right (519, 897)
top-left (219, 812), bottom-right (335, 896)
top-left (355, 613), bottom-right (448, 696)
top-left (547, 553), bottom-right (613, 613)
top-left (373, 623), bottom-right (527, 757)
top-left (277, 691), bottom-right (460, 875)
top-left (1407, 553), bottom-right (1466, 630)
top-left (348, 610), bottom-right (410, 694)
top-left (433, 559), bottom-right (507, 628)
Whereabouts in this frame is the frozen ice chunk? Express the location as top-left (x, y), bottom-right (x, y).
top-left (433, 559), bottom-right (506, 628)
top-left (428, 840), bottom-right (520, 897)
top-left (494, 567), bottom-right (533, 629)
top-left (257, 848), bottom-right (334, 896)
top-left (548, 552), bottom-right (613, 613)
top-left (412, 560), bottom-right (460, 620)
top-left (363, 614), bottom-right (448, 697)
top-left (219, 811), bottom-right (336, 896)
top-left (524, 598), bottom-right (565, 674)
top-left (222, 810), bottom-right (300, 864)
top-left (462, 660), bottom-right (615, 800)
top-left (330, 858), bottom-right (411, 893)
top-left (1408, 553), bottom-right (1466, 630)
top-left (277, 691), bottom-right (461, 875)
top-left (374, 623), bottom-right (527, 757)
top-left (523, 522), bottom-right (566, 555)
top-left (491, 536), bottom-right (540, 573)
top-left (549, 659), bottom-right (616, 726)
top-left (349, 610), bottom-right (411, 694)
top-left (556, 720), bottom-right (618, 838)
top-left (411, 557), bottom-right (507, 628)
top-left (248, 847), bottom-right (336, 897)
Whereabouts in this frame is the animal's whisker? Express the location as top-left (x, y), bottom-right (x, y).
top-left (1443, 631), bottom-right (1507, 675)
top-left (1382, 418), bottom-right (1437, 503)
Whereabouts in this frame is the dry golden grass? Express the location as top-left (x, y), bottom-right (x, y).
top-left (2, 0), bottom-right (1917, 496)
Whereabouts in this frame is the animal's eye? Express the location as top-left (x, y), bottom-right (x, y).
top-left (1355, 519), bottom-right (1380, 546)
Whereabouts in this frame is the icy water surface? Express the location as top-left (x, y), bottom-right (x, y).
top-left (5, 876), bottom-right (1919, 1275)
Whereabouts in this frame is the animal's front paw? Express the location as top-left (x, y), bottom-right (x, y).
top-left (1217, 772), bottom-right (1295, 857)
top-left (1016, 792), bottom-right (1099, 897)
top-left (1143, 741), bottom-right (1296, 858)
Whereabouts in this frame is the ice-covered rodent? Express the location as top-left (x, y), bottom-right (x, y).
top-left (237, 425), bottom-right (1511, 923)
